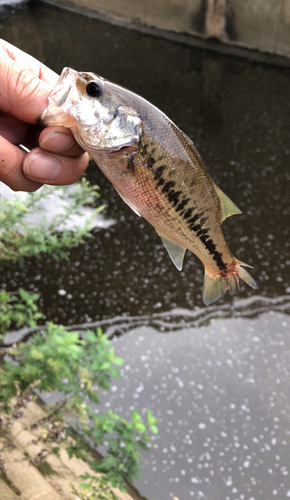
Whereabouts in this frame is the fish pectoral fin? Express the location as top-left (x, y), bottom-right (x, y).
top-left (159, 236), bottom-right (186, 271)
top-left (114, 186), bottom-right (141, 217)
top-left (214, 184), bottom-right (242, 221)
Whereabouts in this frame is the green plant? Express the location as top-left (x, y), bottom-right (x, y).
top-left (0, 178), bottom-right (101, 262)
top-left (0, 320), bottom-right (158, 495)
top-left (71, 474), bottom-right (119, 500)
top-left (0, 288), bottom-right (42, 337)
top-left (0, 179), bottom-right (158, 498)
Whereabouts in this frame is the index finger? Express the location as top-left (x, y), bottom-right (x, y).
top-left (0, 39), bottom-right (58, 86)
top-left (0, 39), bottom-right (58, 123)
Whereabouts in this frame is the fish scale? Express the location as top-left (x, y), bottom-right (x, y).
top-left (135, 127), bottom-right (227, 271)
top-left (40, 67), bottom-right (257, 305)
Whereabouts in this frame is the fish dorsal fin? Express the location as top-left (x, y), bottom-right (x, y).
top-left (114, 186), bottom-right (141, 217)
top-left (160, 236), bottom-right (186, 271)
top-left (214, 184), bottom-right (242, 221)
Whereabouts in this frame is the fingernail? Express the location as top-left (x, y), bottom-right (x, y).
top-left (39, 131), bottom-right (75, 153)
top-left (24, 153), bottom-right (62, 180)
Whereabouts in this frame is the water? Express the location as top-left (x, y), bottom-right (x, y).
top-left (1, 2), bottom-right (290, 499)
top-left (98, 311), bottom-right (290, 500)
top-left (0, 0), bottom-right (25, 5)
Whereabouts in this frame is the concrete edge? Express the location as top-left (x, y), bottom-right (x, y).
top-left (34, 396), bottom-right (149, 500)
top-left (40, 0), bottom-right (290, 68)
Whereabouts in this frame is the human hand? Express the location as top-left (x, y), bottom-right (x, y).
top-left (0, 39), bottom-right (89, 192)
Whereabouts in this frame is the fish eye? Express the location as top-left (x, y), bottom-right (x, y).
top-left (86, 82), bottom-right (103, 97)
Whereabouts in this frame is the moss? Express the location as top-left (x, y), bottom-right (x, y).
top-left (37, 460), bottom-right (58, 477)
top-left (0, 472), bottom-right (21, 495)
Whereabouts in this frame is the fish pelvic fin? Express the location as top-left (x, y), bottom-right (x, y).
top-left (214, 184), bottom-right (242, 221)
top-left (202, 260), bottom-right (257, 306)
top-left (160, 236), bottom-right (186, 271)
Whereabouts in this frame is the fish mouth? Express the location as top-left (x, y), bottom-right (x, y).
top-left (48, 83), bottom-right (71, 107)
top-left (40, 68), bottom-right (78, 126)
top-left (49, 67), bottom-right (76, 106)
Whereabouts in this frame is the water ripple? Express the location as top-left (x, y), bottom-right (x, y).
top-left (4, 294), bottom-right (289, 348)
top-left (72, 294), bottom-right (290, 337)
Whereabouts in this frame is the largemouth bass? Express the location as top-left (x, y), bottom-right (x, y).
top-left (40, 68), bottom-right (257, 305)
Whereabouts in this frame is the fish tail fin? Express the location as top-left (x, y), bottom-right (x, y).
top-left (202, 272), bottom-right (228, 306)
top-left (202, 260), bottom-right (257, 306)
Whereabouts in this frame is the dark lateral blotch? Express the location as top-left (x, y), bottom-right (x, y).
top-left (167, 189), bottom-right (182, 206)
top-left (162, 180), bottom-right (176, 193)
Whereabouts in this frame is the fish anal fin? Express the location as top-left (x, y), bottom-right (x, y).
top-left (114, 186), bottom-right (141, 217)
top-left (160, 236), bottom-right (186, 271)
top-left (236, 265), bottom-right (257, 289)
top-left (214, 184), bottom-right (242, 221)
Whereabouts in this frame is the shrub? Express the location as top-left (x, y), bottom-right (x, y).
top-left (0, 179), bottom-right (157, 499)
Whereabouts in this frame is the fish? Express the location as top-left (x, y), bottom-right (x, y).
top-left (40, 67), bottom-right (257, 306)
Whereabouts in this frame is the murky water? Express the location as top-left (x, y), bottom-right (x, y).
top-left (1, 2), bottom-right (290, 499)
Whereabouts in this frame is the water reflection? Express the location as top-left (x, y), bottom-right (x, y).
top-left (0, 0), bottom-right (24, 5)
top-left (72, 294), bottom-right (290, 337)
top-left (98, 310), bottom-right (290, 500)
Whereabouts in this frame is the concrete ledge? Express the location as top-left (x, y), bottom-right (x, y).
top-left (0, 401), bottom-right (137, 500)
top-left (42, 0), bottom-right (290, 59)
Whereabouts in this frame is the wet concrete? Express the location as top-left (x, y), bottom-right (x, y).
top-left (1, 2), bottom-right (290, 499)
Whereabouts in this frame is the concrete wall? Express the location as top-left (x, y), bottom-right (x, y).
top-left (53, 0), bottom-right (290, 59)
top-left (1, 400), bottom-right (136, 500)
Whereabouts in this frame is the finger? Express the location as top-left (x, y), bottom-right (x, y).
top-left (0, 39), bottom-right (58, 86)
top-left (0, 113), bottom-right (85, 156)
top-left (0, 60), bottom-right (53, 124)
top-left (0, 135), bottom-right (42, 192)
top-left (0, 112), bottom-right (29, 144)
top-left (23, 147), bottom-right (89, 185)
top-left (39, 127), bottom-right (85, 157)
top-left (0, 113), bottom-right (46, 151)
top-left (0, 40), bottom-right (57, 123)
